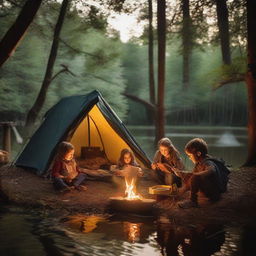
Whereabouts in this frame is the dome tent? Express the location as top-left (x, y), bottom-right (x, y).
top-left (15, 90), bottom-right (151, 175)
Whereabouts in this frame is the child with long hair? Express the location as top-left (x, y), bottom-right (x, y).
top-left (51, 141), bottom-right (87, 193)
top-left (112, 148), bottom-right (143, 192)
top-left (151, 137), bottom-right (184, 186)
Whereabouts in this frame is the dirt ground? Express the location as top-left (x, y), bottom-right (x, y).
top-left (1, 164), bottom-right (256, 226)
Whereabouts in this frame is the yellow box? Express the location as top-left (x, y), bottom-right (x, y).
top-left (149, 185), bottom-right (174, 195)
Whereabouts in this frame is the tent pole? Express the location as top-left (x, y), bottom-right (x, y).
top-left (87, 115), bottom-right (91, 146)
top-left (89, 115), bottom-right (106, 156)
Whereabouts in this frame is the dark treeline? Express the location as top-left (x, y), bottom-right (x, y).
top-left (0, 0), bottom-right (247, 127)
top-left (124, 43), bottom-right (247, 126)
top-left (1, 0), bottom-right (256, 165)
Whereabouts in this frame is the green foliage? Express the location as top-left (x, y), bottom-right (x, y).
top-left (0, 28), bottom-right (47, 117)
top-left (121, 43), bottom-right (148, 96)
top-left (204, 56), bottom-right (246, 89)
top-left (0, 1), bottom-right (128, 123)
top-left (0, 0), bottom-right (248, 127)
top-left (121, 39), bottom-right (247, 126)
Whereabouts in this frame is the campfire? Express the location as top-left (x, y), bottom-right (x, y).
top-left (109, 168), bottom-right (156, 214)
top-left (124, 178), bottom-right (141, 200)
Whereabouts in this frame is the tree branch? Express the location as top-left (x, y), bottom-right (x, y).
top-left (31, 21), bottom-right (101, 59)
top-left (83, 72), bottom-right (120, 86)
top-left (213, 74), bottom-right (245, 90)
top-left (59, 38), bottom-right (101, 58)
top-left (50, 64), bottom-right (76, 82)
top-left (122, 93), bottom-right (155, 111)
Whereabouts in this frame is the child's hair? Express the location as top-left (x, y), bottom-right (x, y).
top-left (56, 141), bottom-right (74, 159)
top-left (185, 138), bottom-right (208, 157)
top-left (158, 137), bottom-right (180, 156)
top-left (117, 148), bottom-right (138, 169)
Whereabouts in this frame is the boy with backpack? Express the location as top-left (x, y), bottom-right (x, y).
top-left (178, 138), bottom-right (230, 209)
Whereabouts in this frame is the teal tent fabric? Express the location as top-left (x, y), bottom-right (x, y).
top-left (15, 90), bottom-right (151, 175)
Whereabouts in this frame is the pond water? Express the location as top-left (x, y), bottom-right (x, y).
top-left (0, 206), bottom-right (256, 256)
top-left (127, 126), bottom-right (248, 169)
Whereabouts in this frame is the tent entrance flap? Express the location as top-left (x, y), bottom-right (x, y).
top-left (70, 105), bottom-right (143, 165)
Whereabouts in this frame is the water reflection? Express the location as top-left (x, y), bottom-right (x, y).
top-left (63, 214), bottom-right (155, 245)
top-left (123, 222), bottom-right (142, 243)
top-left (1, 207), bottom-right (256, 255)
top-left (155, 222), bottom-right (225, 256)
top-left (63, 215), bottom-right (107, 233)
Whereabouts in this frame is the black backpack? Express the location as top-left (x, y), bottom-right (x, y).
top-left (207, 158), bottom-right (231, 193)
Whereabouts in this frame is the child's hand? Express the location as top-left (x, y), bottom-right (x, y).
top-left (151, 163), bottom-right (157, 170)
top-left (157, 163), bottom-right (169, 173)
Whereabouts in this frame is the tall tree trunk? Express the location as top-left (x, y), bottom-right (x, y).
top-left (245, 0), bottom-right (256, 166)
top-left (26, 0), bottom-right (69, 126)
top-left (0, 0), bottom-right (43, 67)
top-left (148, 0), bottom-right (156, 105)
top-left (156, 0), bottom-right (166, 142)
top-left (216, 0), bottom-right (231, 65)
top-left (181, 0), bottom-right (191, 90)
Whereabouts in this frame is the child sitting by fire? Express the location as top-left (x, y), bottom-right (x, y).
top-left (111, 148), bottom-right (143, 195)
top-left (151, 137), bottom-right (185, 187)
top-left (178, 138), bottom-right (229, 209)
top-left (51, 141), bottom-right (87, 193)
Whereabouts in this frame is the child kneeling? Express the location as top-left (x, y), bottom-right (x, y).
top-left (178, 138), bottom-right (225, 209)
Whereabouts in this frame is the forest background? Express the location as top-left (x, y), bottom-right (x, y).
top-left (0, 0), bottom-right (252, 164)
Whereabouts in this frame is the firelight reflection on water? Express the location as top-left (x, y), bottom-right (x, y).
top-left (123, 222), bottom-right (142, 243)
top-left (0, 207), bottom-right (256, 255)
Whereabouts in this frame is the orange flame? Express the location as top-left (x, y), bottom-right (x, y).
top-left (125, 178), bottom-right (141, 200)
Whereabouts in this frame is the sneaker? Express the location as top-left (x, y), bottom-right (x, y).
top-left (178, 199), bottom-right (198, 209)
top-left (75, 185), bottom-right (87, 191)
